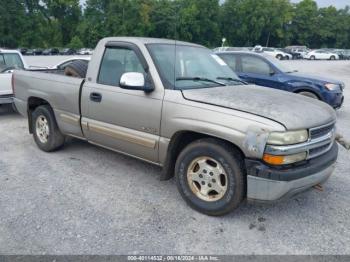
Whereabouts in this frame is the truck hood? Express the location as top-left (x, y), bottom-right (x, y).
top-left (182, 85), bottom-right (336, 130)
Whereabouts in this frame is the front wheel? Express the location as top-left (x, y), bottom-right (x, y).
top-left (298, 91), bottom-right (319, 100)
top-left (276, 54), bottom-right (283, 60)
top-left (32, 105), bottom-right (65, 152)
top-left (175, 138), bottom-right (245, 216)
top-left (330, 56), bottom-right (335, 60)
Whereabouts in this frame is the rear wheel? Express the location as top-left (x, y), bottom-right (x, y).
top-left (175, 138), bottom-right (245, 216)
top-left (32, 105), bottom-right (65, 152)
top-left (310, 55), bottom-right (316, 60)
top-left (330, 56), bottom-right (335, 60)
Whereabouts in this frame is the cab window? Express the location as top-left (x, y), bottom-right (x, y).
top-left (241, 55), bottom-right (270, 75)
top-left (0, 53), bottom-right (24, 71)
top-left (98, 47), bottom-right (145, 86)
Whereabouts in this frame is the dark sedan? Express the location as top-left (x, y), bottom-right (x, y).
top-left (42, 48), bottom-right (59, 55)
top-left (216, 51), bottom-right (344, 109)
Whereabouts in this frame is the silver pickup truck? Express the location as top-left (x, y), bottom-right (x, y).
top-left (13, 37), bottom-right (338, 216)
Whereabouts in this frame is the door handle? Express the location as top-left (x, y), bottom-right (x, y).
top-left (90, 92), bottom-right (102, 102)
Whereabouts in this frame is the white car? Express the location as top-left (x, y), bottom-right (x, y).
top-left (76, 48), bottom-right (94, 55)
top-left (50, 57), bottom-right (91, 70)
top-left (0, 49), bottom-right (27, 104)
top-left (304, 50), bottom-right (339, 60)
top-left (253, 45), bottom-right (292, 60)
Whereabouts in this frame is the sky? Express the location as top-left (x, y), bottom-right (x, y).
top-left (291, 0), bottom-right (349, 9)
top-left (79, 1), bottom-right (349, 9)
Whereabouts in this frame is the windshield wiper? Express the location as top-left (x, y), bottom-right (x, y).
top-left (217, 77), bottom-right (247, 85)
top-left (176, 77), bottom-right (226, 86)
top-left (285, 70), bottom-right (298, 73)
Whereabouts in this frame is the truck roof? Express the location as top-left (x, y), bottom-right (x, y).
top-left (101, 37), bottom-right (203, 47)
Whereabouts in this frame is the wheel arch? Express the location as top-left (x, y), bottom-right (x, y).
top-left (293, 87), bottom-right (322, 100)
top-left (160, 130), bottom-right (246, 181)
top-left (27, 97), bottom-right (52, 133)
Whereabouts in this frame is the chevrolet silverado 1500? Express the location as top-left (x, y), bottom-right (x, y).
top-left (13, 37), bottom-right (338, 216)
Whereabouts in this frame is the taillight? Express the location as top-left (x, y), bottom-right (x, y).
top-left (11, 73), bottom-right (15, 96)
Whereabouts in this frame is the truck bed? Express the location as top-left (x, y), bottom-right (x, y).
top-left (14, 69), bottom-right (84, 117)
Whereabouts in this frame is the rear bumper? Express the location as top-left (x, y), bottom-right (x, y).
top-left (246, 143), bottom-right (338, 201)
top-left (0, 94), bottom-right (13, 104)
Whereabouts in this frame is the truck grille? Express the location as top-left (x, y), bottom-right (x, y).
top-left (308, 123), bottom-right (335, 159)
top-left (310, 123), bottom-right (335, 140)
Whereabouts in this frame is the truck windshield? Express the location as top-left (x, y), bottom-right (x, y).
top-left (147, 44), bottom-right (240, 90)
top-left (0, 53), bottom-right (24, 71)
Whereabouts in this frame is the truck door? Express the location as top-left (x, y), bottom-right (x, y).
top-left (81, 43), bottom-right (163, 163)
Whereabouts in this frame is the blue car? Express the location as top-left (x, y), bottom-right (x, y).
top-left (216, 51), bottom-right (344, 109)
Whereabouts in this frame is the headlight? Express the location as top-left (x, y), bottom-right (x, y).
top-left (267, 130), bottom-right (308, 145)
top-left (263, 152), bottom-right (307, 165)
top-left (325, 83), bottom-right (341, 91)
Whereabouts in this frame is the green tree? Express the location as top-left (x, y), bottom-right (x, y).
top-left (176, 0), bottom-right (220, 47)
top-left (42, 0), bottom-right (81, 46)
top-left (290, 0), bottom-right (319, 47)
top-left (68, 35), bottom-right (84, 49)
top-left (0, 1), bottom-right (27, 48)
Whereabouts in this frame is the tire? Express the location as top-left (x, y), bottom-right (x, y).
top-left (285, 56), bottom-right (290, 60)
top-left (330, 56), bottom-right (335, 60)
top-left (298, 91), bottom-right (319, 100)
top-left (32, 105), bottom-right (65, 152)
top-left (276, 54), bottom-right (283, 60)
top-left (310, 56), bottom-right (316, 60)
top-left (64, 60), bottom-right (88, 78)
top-left (175, 138), bottom-right (245, 216)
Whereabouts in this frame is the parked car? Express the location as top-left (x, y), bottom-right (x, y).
top-left (42, 48), bottom-right (60, 56)
top-left (278, 48), bottom-right (300, 59)
top-left (304, 49), bottom-right (339, 60)
top-left (216, 51), bottom-right (344, 109)
top-left (213, 46), bottom-right (252, 52)
top-left (14, 37), bottom-right (338, 216)
top-left (0, 49), bottom-right (27, 105)
top-left (332, 49), bottom-right (350, 60)
top-left (49, 57), bottom-right (90, 70)
top-left (342, 50), bottom-right (350, 60)
top-left (25, 49), bottom-right (34, 56)
top-left (77, 48), bottom-right (93, 55)
top-left (60, 48), bottom-right (76, 55)
top-left (33, 49), bottom-right (43, 56)
top-left (18, 48), bottom-right (28, 55)
top-left (253, 45), bottom-right (292, 60)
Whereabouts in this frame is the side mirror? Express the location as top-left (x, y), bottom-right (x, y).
top-left (269, 69), bottom-right (276, 76)
top-left (119, 72), bottom-right (154, 92)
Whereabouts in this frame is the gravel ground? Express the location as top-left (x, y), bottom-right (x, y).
top-left (0, 57), bottom-right (349, 255)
